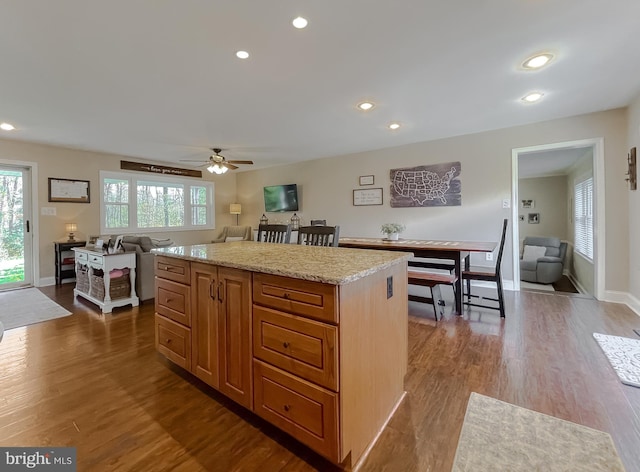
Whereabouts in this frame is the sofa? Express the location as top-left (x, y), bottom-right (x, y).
top-left (120, 236), bottom-right (172, 301)
top-left (212, 225), bottom-right (253, 243)
top-left (520, 236), bottom-right (567, 284)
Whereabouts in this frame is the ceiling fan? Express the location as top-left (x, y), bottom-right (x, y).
top-left (180, 148), bottom-right (254, 174)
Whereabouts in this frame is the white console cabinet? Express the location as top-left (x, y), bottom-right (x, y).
top-left (72, 247), bottom-right (139, 313)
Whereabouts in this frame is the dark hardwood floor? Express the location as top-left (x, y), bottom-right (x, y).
top-left (1, 284), bottom-right (639, 471)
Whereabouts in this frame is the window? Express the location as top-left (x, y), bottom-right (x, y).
top-left (101, 171), bottom-right (214, 233)
top-left (574, 175), bottom-right (593, 261)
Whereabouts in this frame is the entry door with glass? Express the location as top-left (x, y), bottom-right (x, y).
top-left (0, 165), bottom-right (33, 289)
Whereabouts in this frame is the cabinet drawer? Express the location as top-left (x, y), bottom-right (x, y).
top-left (253, 273), bottom-right (338, 324)
top-left (253, 360), bottom-right (340, 463)
top-left (89, 254), bottom-right (104, 266)
top-left (155, 314), bottom-right (192, 370)
top-left (156, 256), bottom-right (190, 284)
top-left (156, 278), bottom-right (191, 327)
top-left (253, 306), bottom-right (338, 391)
top-left (75, 251), bottom-right (88, 263)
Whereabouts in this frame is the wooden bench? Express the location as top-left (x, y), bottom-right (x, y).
top-left (408, 270), bottom-right (458, 321)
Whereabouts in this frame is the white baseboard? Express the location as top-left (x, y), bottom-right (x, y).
top-left (38, 277), bottom-right (56, 287)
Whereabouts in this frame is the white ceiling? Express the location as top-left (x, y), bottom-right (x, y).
top-left (518, 147), bottom-right (592, 179)
top-left (1, 1), bottom-right (639, 172)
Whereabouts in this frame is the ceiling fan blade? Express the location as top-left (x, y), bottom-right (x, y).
top-left (226, 163), bottom-right (239, 170)
top-left (226, 160), bottom-right (254, 165)
top-left (179, 159), bottom-right (210, 163)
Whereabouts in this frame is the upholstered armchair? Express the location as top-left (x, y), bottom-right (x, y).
top-left (212, 225), bottom-right (253, 243)
top-left (520, 236), bottom-right (568, 284)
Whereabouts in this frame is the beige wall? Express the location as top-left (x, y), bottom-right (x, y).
top-left (628, 93), bottom-right (640, 301)
top-left (517, 176), bottom-right (568, 244)
top-left (0, 138), bottom-right (238, 281)
top-left (238, 108), bottom-right (629, 292)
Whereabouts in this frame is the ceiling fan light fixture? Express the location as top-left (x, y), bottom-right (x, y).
top-left (208, 163), bottom-right (228, 174)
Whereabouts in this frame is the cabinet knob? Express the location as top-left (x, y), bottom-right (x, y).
top-left (166, 339), bottom-right (172, 344)
top-left (283, 404), bottom-right (291, 412)
top-left (283, 342), bottom-right (290, 349)
top-left (283, 292), bottom-right (290, 299)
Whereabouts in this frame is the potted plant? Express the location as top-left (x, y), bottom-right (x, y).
top-left (380, 223), bottom-right (406, 241)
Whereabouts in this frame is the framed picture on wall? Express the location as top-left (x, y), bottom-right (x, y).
top-left (521, 199), bottom-right (535, 209)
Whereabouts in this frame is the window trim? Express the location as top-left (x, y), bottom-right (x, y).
top-left (100, 170), bottom-right (215, 234)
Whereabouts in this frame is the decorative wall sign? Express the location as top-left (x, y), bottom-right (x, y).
top-left (521, 199), bottom-right (535, 209)
top-left (48, 178), bottom-right (90, 203)
top-left (353, 188), bottom-right (383, 206)
top-left (359, 175), bottom-right (375, 186)
top-left (390, 161), bottom-right (461, 207)
top-left (120, 160), bottom-right (203, 178)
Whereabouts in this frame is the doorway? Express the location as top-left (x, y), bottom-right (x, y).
top-left (511, 138), bottom-right (604, 300)
top-left (0, 163), bottom-right (34, 290)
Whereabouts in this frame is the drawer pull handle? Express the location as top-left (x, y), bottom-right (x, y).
top-left (283, 342), bottom-right (290, 349)
top-left (166, 339), bottom-right (172, 344)
top-left (283, 292), bottom-right (290, 299)
top-left (283, 404), bottom-right (291, 412)
top-left (166, 298), bottom-right (173, 303)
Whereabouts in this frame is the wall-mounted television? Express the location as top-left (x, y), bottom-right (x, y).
top-left (264, 184), bottom-right (299, 212)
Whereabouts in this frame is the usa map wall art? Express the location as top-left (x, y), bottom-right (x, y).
top-left (390, 161), bottom-right (461, 207)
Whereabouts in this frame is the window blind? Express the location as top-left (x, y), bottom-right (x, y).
top-left (574, 176), bottom-right (593, 260)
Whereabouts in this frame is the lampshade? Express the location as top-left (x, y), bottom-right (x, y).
top-left (229, 203), bottom-right (242, 215)
top-left (65, 223), bottom-right (77, 242)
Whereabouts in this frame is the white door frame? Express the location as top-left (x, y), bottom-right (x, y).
top-left (0, 158), bottom-right (40, 288)
top-left (511, 138), bottom-right (604, 300)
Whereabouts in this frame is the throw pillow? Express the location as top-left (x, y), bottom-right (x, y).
top-left (225, 236), bottom-right (245, 242)
top-left (522, 245), bottom-right (547, 261)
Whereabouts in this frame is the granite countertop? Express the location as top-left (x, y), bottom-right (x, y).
top-left (152, 241), bottom-right (412, 285)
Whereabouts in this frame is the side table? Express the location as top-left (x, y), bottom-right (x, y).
top-left (54, 241), bottom-right (86, 285)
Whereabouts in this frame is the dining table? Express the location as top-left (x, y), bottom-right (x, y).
top-left (338, 237), bottom-right (497, 315)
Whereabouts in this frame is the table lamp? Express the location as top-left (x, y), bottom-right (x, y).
top-left (66, 223), bottom-right (77, 242)
top-left (229, 203), bottom-right (241, 225)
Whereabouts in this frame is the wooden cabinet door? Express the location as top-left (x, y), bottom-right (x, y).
top-left (218, 267), bottom-right (253, 409)
top-left (191, 262), bottom-right (219, 389)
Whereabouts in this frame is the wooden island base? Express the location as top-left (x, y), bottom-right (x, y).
top-left (153, 242), bottom-right (410, 468)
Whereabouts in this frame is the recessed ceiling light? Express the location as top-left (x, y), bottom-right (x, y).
top-left (236, 50), bottom-right (249, 59)
top-left (292, 16), bottom-right (308, 29)
top-left (357, 101), bottom-right (375, 111)
top-left (0, 122), bottom-right (15, 131)
top-left (522, 92), bottom-right (544, 103)
top-left (522, 53), bottom-right (554, 70)
top-left (388, 122), bottom-right (401, 130)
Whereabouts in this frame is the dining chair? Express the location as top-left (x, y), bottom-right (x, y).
top-left (462, 218), bottom-right (508, 317)
top-left (257, 224), bottom-right (292, 244)
top-left (310, 219), bottom-right (327, 226)
top-left (296, 225), bottom-right (340, 247)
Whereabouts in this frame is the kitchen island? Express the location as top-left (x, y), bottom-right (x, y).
top-left (152, 241), bottom-right (411, 470)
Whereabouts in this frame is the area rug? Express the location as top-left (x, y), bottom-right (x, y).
top-left (452, 392), bottom-right (624, 471)
top-left (0, 288), bottom-right (72, 330)
top-left (520, 281), bottom-right (555, 292)
top-left (593, 333), bottom-right (640, 387)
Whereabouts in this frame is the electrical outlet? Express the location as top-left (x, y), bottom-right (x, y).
top-left (486, 252), bottom-right (494, 261)
top-left (502, 198), bottom-right (510, 209)
top-left (41, 207), bottom-right (56, 216)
